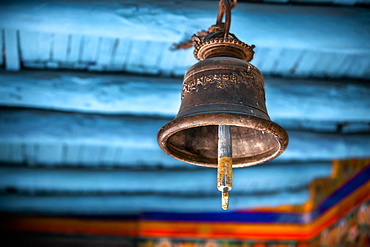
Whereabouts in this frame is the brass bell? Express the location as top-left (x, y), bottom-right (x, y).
top-left (157, 0), bottom-right (288, 210)
top-left (158, 44), bottom-right (288, 167)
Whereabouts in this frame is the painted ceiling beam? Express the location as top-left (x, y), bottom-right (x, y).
top-left (0, 70), bottom-right (369, 122)
top-left (0, 162), bottom-right (331, 196)
top-left (0, 191), bottom-right (308, 214)
top-left (0, 1), bottom-right (368, 53)
top-left (0, 109), bottom-right (369, 167)
top-left (2, 29), bottom-right (368, 78)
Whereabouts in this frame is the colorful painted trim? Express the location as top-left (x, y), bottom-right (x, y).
top-left (1, 158), bottom-right (369, 243)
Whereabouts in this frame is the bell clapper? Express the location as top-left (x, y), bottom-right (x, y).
top-left (221, 188), bottom-right (229, 210)
top-left (218, 125), bottom-right (233, 210)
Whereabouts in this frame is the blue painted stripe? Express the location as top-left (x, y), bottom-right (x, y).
top-left (142, 211), bottom-right (303, 224)
top-left (311, 164), bottom-right (370, 220)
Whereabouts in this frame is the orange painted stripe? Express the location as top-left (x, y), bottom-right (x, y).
top-left (138, 221), bottom-right (310, 240)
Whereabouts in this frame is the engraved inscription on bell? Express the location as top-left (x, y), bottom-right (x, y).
top-left (182, 70), bottom-right (256, 99)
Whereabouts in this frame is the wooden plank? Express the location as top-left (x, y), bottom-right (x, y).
top-left (96, 37), bottom-right (115, 68)
top-left (125, 39), bottom-right (147, 74)
top-left (110, 38), bottom-right (131, 70)
top-left (37, 143), bottom-right (64, 165)
top-left (273, 49), bottom-right (303, 76)
top-left (342, 123), bottom-right (370, 133)
top-left (19, 31), bottom-right (53, 62)
top-left (267, 0), bottom-right (289, 3)
top-left (333, 0), bottom-right (357, 4)
top-left (0, 29), bottom-right (3, 66)
top-left (364, 61), bottom-right (370, 79)
top-left (293, 0), bottom-right (333, 4)
top-left (79, 145), bottom-right (102, 166)
top-left (0, 108), bottom-right (182, 167)
top-left (172, 48), bottom-right (195, 77)
top-left (0, 143), bottom-right (9, 161)
top-left (81, 35), bottom-right (99, 63)
top-left (37, 32), bottom-right (53, 61)
top-left (311, 52), bottom-right (335, 78)
top-left (257, 47), bottom-right (282, 74)
top-left (324, 53), bottom-right (347, 78)
top-left (293, 50), bottom-right (319, 77)
top-left (0, 108), bottom-right (369, 167)
top-left (0, 70), bottom-right (369, 122)
top-left (66, 34), bottom-right (82, 64)
top-left (52, 33), bottom-right (69, 62)
top-left (335, 54), bottom-right (354, 78)
top-left (0, 191), bottom-right (309, 213)
top-left (99, 146), bottom-right (117, 165)
top-left (346, 55), bottom-right (370, 78)
top-left (63, 143), bottom-right (80, 165)
top-left (19, 31), bottom-right (38, 62)
top-left (140, 41), bottom-right (160, 75)
top-left (0, 162), bottom-right (332, 195)
top-left (1, 2), bottom-right (369, 78)
top-left (23, 143), bottom-right (39, 166)
top-left (4, 29), bottom-right (20, 70)
top-left (6, 143), bottom-right (23, 163)
top-left (0, 1), bottom-right (368, 54)
top-left (157, 41), bottom-right (178, 76)
top-left (251, 46), bottom-right (267, 70)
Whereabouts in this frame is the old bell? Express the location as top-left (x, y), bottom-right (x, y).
top-left (157, 0), bottom-right (288, 210)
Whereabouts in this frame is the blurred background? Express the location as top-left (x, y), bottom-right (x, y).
top-left (0, 0), bottom-right (369, 246)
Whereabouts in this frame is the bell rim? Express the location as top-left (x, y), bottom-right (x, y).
top-left (157, 113), bottom-right (288, 168)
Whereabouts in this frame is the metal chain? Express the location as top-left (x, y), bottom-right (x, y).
top-left (216, 0), bottom-right (237, 39)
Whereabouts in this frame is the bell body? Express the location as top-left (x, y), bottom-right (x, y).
top-left (158, 56), bottom-right (288, 168)
top-left (178, 57), bottom-right (268, 120)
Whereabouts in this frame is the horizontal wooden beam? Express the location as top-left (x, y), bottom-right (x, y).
top-left (0, 70), bottom-right (369, 122)
top-left (0, 108), bottom-right (369, 167)
top-left (0, 162), bottom-right (331, 195)
top-left (0, 1), bottom-right (368, 53)
top-left (0, 191), bottom-right (308, 213)
top-left (1, 2), bottom-right (369, 78)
